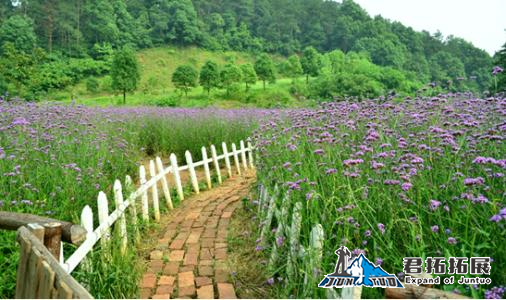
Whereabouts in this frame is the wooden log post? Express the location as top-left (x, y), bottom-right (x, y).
top-left (155, 157), bottom-right (173, 210)
top-left (240, 140), bottom-right (248, 170)
top-left (170, 153), bottom-right (185, 201)
top-left (125, 175), bottom-right (140, 243)
top-left (27, 223), bottom-right (45, 241)
top-left (43, 222), bottom-right (62, 260)
top-left (201, 147), bottom-right (212, 189)
top-left (222, 142), bottom-right (232, 177)
top-left (210, 145), bottom-right (222, 184)
top-left (139, 165), bottom-right (149, 222)
top-left (185, 150), bottom-right (200, 194)
top-left (149, 160), bottom-right (161, 221)
top-left (113, 180), bottom-right (128, 255)
top-left (0, 211), bottom-right (86, 245)
top-left (231, 143), bottom-right (242, 176)
top-left (247, 140), bottom-right (254, 168)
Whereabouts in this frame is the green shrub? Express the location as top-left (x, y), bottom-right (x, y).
top-left (86, 77), bottom-right (100, 93)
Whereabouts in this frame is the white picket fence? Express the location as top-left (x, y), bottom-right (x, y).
top-left (60, 140), bottom-right (254, 274)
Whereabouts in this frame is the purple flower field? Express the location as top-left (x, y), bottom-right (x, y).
top-left (252, 93), bottom-right (505, 298)
top-left (0, 97), bottom-right (266, 297)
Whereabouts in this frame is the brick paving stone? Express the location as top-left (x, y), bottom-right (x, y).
top-left (178, 271), bottom-right (195, 288)
top-left (149, 260), bottom-right (164, 273)
top-left (201, 238), bottom-right (215, 248)
top-left (215, 268), bottom-right (230, 283)
top-left (221, 211), bottom-right (233, 219)
top-left (169, 239), bottom-right (185, 250)
top-left (217, 283), bottom-right (236, 299)
top-left (180, 265), bottom-right (195, 273)
top-left (156, 285), bottom-right (174, 295)
top-left (199, 260), bottom-right (213, 266)
top-left (150, 250), bottom-right (164, 260)
top-left (152, 294), bottom-right (171, 299)
top-left (168, 250), bottom-right (185, 261)
top-left (195, 277), bottom-right (213, 287)
top-left (178, 286), bottom-right (196, 298)
top-left (183, 252), bottom-right (198, 266)
top-left (158, 276), bottom-right (175, 286)
top-left (186, 232), bottom-right (202, 244)
top-left (185, 212), bottom-right (200, 220)
top-left (215, 248), bottom-right (227, 260)
top-left (200, 248), bottom-right (213, 260)
top-left (163, 262), bottom-right (180, 275)
top-left (197, 285), bottom-right (214, 299)
top-left (139, 288), bottom-right (152, 299)
top-left (198, 265), bottom-right (214, 276)
top-left (141, 273), bottom-right (157, 289)
top-left (215, 242), bottom-right (227, 249)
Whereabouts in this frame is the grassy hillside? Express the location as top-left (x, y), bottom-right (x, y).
top-left (49, 47), bottom-right (305, 108)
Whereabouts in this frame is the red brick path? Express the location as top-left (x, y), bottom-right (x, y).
top-left (139, 170), bottom-right (255, 299)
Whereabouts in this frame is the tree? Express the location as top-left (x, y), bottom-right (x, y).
top-left (220, 63), bottom-right (242, 96)
top-left (199, 60), bottom-right (220, 95)
top-left (254, 53), bottom-right (276, 90)
top-left (172, 64), bottom-right (198, 96)
top-left (286, 55), bottom-right (303, 82)
top-left (301, 46), bottom-right (321, 83)
top-left (240, 63), bottom-right (257, 91)
top-left (111, 48), bottom-right (140, 104)
top-left (166, 0), bottom-right (201, 45)
top-left (493, 42), bottom-right (506, 92)
top-left (0, 15), bottom-right (37, 53)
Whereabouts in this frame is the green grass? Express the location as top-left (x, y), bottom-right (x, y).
top-left (48, 46), bottom-right (308, 108)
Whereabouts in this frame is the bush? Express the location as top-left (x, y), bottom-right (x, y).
top-left (86, 77), bottom-right (100, 93)
top-left (153, 96), bottom-right (179, 107)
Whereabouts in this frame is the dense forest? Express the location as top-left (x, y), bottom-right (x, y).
top-left (0, 0), bottom-right (503, 100)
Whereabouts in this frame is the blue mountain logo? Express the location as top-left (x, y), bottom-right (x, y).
top-left (319, 247), bottom-right (404, 289)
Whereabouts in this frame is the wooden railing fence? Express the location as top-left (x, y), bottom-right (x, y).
top-left (11, 139), bottom-right (254, 298)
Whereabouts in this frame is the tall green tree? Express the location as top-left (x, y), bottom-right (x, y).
top-left (301, 46), bottom-right (321, 83)
top-left (254, 53), bottom-right (275, 90)
top-left (286, 55), bottom-right (303, 82)
top-left (0, 15), bottom-right (37, 53)
top-left (240, 63), bottom-right (257, 91)
top-left (493, 42), bottom-right (506, 92)
top-left (199, 60), bottom-right (220, 95)
top-left (172, 64), bottom-right (198, 96)
top-left (166, 0), bottom-right (201, 45)
top-left (220, 63), bottom-right (242, 96)
top-left (111, 48), bottom-right (140, 104)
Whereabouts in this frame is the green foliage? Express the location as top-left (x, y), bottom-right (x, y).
top-left (301, 46), bottom-right (321, 83)
top-left (86, 77), bottom-right (100, 93)
top-left (0, 15), bottom-right (36, 53)
top-left (199, 60), bottom-right (220, 94)
top-left (111, 47), bottom-right (140, 103)
top-left (220, 63), bottom-right (243, 96)
top-left (254, 53), bottom-right (276, 90)
top-left (172, 64), bottom-right (198, 96)
top-left (240, 63), bottom-right (257, 91)
top-left (493, 42), bottom-right (506, 92)
top-left (286, 55), bottom-right (303, 82)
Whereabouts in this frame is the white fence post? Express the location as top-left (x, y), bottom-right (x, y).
top-left (170, 153), bottom-right (185, 201)
top-left (113, 180), bottom-right (128, 255)
top-left (202, 147), bottom-right (212, 189)
top-left (125, 175), bottom-right (139, 242)
top-left (231, 143), bottom-right (242, 176)
top-left (139, 165), bottom-right (149, 222)
top-left (240, 140), bottom-right (248, 170)
top-left (149, 160), bottom-right (161, 221)
top-left (247, 140), bottom-right (254, 168)
top-left (156, 157), bottom-right (173, 210)
top-left (211, 145), bottom-right (222, 184)
top-left (97, 192), bottom-right (110, 249)
top-left (186, 150), bottom-right (200, 194)
top-left (222, 142), bottom-right (232, 177)
top-left (80, 205), bottom-right (93, 274)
